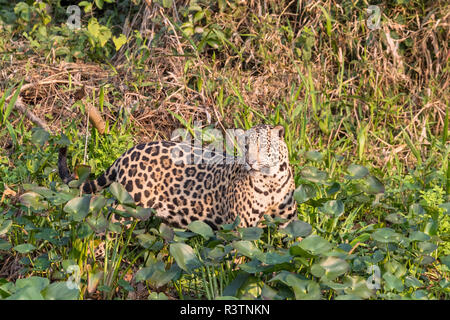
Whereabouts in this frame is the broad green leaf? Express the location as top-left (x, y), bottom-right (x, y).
top-left (42, 282), bottom-right (79, 300)
top-left (16, 276), bottom-right (49, 291)
top-left (298, 234), bottom-right (333, 255)
top-left (207, 245), bottom-right (232, 262)
top-left (0, 219), bottom-right (12, 235)
top-left (300, 166), bottom-right (328, 184)
top-left (345, 164), bottom-right (369, 179)
top-left (382, 272), bottom-right (404, 292)
top-left (89, 196), bottom-right (107, 213)
top-left (31, 127), bottom-right (49, 146)
top-left (418, 241), bottom-right (438, 254)
top-left (409, 203), bottom-right (425, 215)
top-left (232, 241), bottom-right (263, 259)
top-left (343, 275), bottom-right (374, 299)
top-left (270, 271), bottom-right (321, 300)
top-left (19, 192), bottom-right (47, 210)
top-left (63, 196), bottom-right (91, 221)
top-left (148, 292), bottom-right (170, 300)
top-left (361, 175), bottom-right (385, 194)
top-left (123, 205), bottom-right (152, 221)
top-left (417, 255), bottom-right (435, 266)
top-left (0, 239), bottom-right (12, 251)
top-left (258, 251), bottom-right (292, 265)
top-left (319, 256), bottom-right (350, 280)
top-left (441, 255), bottom-right (450, 268)
top-left (109, 182), bottom-right (135, 206)
top-left (305, 150), bottom-right (323, 162)
top-left (326, 182), bottom-right (341, 196)
top-left (320, 200), bottom-right (345, 217)
top-left (6, 286), bottom-right (44, 300)
top-left (13, 243), bottom-right (36, 254)
top-left (281, 220), bottom-right (312, 238)
top-left (371, 228), bottom-right (401, 243)
top-left (112, 34), bottom-right (127, 51)
top-left (75, 165), bottom-right (91, 185)
top-left (188, 220), bottom-right (214, 240)
top-left (385, 213), bottom-right (406, 224)
top-left (238, 227), bottom-right (263, 241)
top-left (438, 202), bottom-right (450, 215)
top-left (169, 243), bottom-right (202, 273)
top-left (405, 276), bottom-right (423, 288)
top-left (385, 260), bottom-right (407, 277)
top-left (86, 212), bottom-right (108, 233)
top-left (159, 223), bottom-right (174, 242)
top-left (293, 184), bottom-right (316, 203)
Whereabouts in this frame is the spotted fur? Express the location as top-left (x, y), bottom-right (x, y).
top-left (58, 125), bottom-right (297, 229)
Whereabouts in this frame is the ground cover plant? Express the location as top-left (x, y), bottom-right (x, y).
top-left (0, 0), bottom-right (448, 300)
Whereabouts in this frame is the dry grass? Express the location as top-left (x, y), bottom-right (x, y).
top-left (0, 0), bottom-right (448, 168)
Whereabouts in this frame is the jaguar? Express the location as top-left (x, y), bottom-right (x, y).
top-left (58, 124), bottom-right (297, 229)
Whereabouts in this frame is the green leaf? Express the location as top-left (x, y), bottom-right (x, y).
top-left (232, 241), bottom-right (263, 259)
top-left (16, 277), bottom-right (49, 291)
top-left (135, 263), bottom-right (179, 288)
top-left (42, 282), bottom-right (79, 300)
top-left (6, 286), bottom-right (44, 300)
top-left (385, 213), bottom-right (406, 224)
top-left (159, 223), bottom-right (174, 242)
top-left (123, 205), bottom-right (152, 221)
top-left (258, 251), bottom-right (292, 265)
top-left (169, 243), bottom-right (202, 273)
top-left (238, 227), bottom-right (263, 241)
top-left (382, 272), bottom-right (404, 292)
top-left (270, 271), bottom-right (321, 300)
top-left (326, 182), bottom-right (341, 196)
top-left (94, 0), bottom-right (104, 9)
top-left (86, 212), bottom-right (108, 233)
top-left (281, 220), bottom-right (312, 238)
top-left (298, 234), bottom-right (333, 255)
top-left (0, 239), bottom-right (12, 251)
top-left (109, 182), bottom-right (135, 206)
top-left (300, 166), bottom-right (328, 184)
top-left (0, 219), bottom-right (12, 236)
top-left (441, 255), bottom-right (450, 268)
top-left (438, 202), bottom-right (450, 215)
top-left (345, 164), bottom-right (369, 179)
top-left (319, 200), bottom-right (345, 217)
top-left (371, 228), bottom-right (401, 243)
top-left (19, 192), bottom-right (47, 210)
top-left (343, 276), bottom-right (373, 299)
top-left (112, 34), bottom-right (127, 51)
top-left (63, 196), bottom-right (91, 221)
top-left (75, 165), bottom-right (91, 185)
top-left (3, 80), bottom-right (23, 124)
top-left (385, 260), bottom-right (406, 277)
top-left (293, 184), bottom-right (316, 203)
top-left (89, 196), bottom-right (107, 214)
top-left (319, 256), bottom-right (350, 281)
top-left (361, 175), bottom-right (385, 194)
top-left (13, 243), bottom-right (36, 254)
top-left (405, 276), bottom-right (423, 288)
top-left (417, 241), bottom-right (438, 254)
top-left (31, 127), bottom-right (50, 146)
top-left (187, 220), bottom-right (214, 240)
top-left (305, 150), bottom-right (323, 162)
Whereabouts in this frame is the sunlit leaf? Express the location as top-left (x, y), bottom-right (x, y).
top-left (169, 243), bottom-right (201, 273)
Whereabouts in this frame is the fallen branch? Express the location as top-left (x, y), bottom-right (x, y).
top-left (13, 96), bottom-right (52, 133)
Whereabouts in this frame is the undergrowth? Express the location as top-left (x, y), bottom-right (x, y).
top-left (0, 0), bottom-right (449, 300)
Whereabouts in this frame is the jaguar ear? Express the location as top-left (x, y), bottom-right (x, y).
top-left (273, 125), bottom-right (285, 139)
